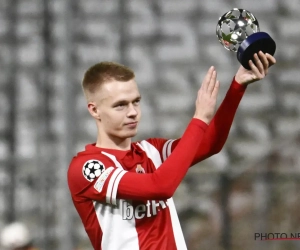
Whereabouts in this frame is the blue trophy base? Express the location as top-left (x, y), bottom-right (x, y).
top-left (237, 32), bottom-right (276, 70)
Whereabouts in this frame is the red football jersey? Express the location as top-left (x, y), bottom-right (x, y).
top-left (68, 78), bottom-right (246, 250)
top-left (68, 119), bottom-right (208, 250)
top-left (69, 140), bottom-right (186, 249)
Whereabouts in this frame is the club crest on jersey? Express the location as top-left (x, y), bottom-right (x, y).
top-left (136, 164), bottom-right (145, 174)
top-left (82, 159), bottom-right (105, 182)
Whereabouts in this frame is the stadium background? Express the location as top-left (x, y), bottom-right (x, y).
top-left (0, 0), bottom-right (300, 249)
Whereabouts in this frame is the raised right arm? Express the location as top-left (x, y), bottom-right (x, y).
top-left (116, 119), bottom-right (207, 201)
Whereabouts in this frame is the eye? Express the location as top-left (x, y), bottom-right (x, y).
top-left (133, 99), bottom-right (141, 105)
top-left (114, 104), bottom-right (126, 110)
top-left (113, 102), bottom-right (127, 109)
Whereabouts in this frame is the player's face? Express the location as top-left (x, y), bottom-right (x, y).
top-left (96, 79), bottom-right (141, 139)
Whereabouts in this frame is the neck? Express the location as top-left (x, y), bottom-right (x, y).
top-left (95, 132), bottom-right (132, 151)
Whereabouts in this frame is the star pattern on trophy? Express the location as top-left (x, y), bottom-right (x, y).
top-left (216, 8), bottom-right (259, 52)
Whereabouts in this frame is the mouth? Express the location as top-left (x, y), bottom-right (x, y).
top-left (125, 121), bottom-right (138, 125)
top-left (124, 122), bottom-right (138, 127)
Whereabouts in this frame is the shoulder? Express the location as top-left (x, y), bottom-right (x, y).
top-left (68, 147), bottom-right (117, 184)
top-left (69, 153), bottom-right (115, 172)
top-left (69, 144), bottom-right (117, 168)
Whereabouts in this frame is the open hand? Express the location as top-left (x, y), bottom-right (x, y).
top-left (193, 66), bottom-right (220, 124)
top-left (235, 51), bottom-right (276, 85)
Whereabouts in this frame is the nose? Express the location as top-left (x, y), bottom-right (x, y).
top-left (127, 103), bottom-right (138, 117)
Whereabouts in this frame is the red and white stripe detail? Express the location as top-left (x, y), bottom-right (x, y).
top-left (101, 151), bottom-right (127, 205)
top-left (137, 140), bottom-right (187, 250)
top-left (105, 168), bottom-right (127, 205)
top-left (137, 141), bottom-right (162, 168)
top-left (93, 151), bottom-right (139, 250)
top-left (162, 139), bottom-right (175, 162)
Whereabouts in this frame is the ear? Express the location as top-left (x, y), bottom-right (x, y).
top-left (87, 102), bottom-right (101, 120)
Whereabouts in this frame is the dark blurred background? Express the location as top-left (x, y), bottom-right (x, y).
top-left (0, 0), bottom-right (300, 249)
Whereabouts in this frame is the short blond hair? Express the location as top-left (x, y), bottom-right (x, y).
top-left (82, 61), bottom-right (135, 101)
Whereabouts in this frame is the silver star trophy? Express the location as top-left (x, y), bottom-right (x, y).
top-left (216, 8), bottom-right (276, 69)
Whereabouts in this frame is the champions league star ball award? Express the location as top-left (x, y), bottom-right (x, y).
top-left (216, 8), bottom-right (276, 69)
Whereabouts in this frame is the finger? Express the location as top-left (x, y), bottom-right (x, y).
top-left (201, 66), bottom-right (214, 91)
top-left (211, 80), bottom-right (220, 99)
top-left (258, 51), bottom-right (269, 75)
top-left (249, 59), bottom-right (261, 78)
top-left (258, 51), bottom-right (269, 70)
top-left (207, 70), bottom-right (217, 94)
top-left (253, 53), bottom-right (264, 74)
top-left (265, 53), bottom-right (276, 67)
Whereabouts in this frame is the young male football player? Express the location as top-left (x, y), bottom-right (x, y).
top-left (68, 52), bottom-right (276, 250)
